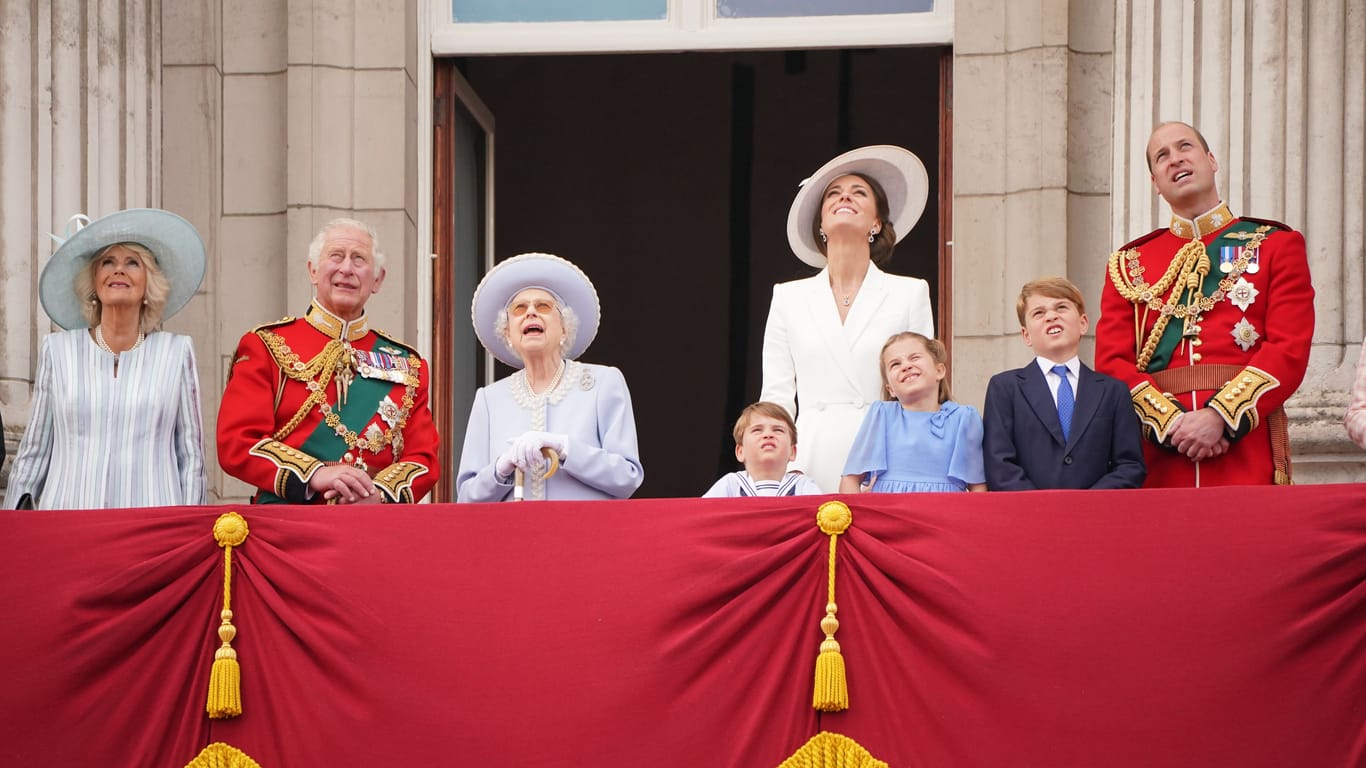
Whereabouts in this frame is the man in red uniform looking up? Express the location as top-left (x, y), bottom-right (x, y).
top-left (1095, 121), bottom-right (1314, 487)
top-left (217, 218), bottom-right (440, 504)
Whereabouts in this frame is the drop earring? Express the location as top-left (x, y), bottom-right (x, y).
top-left (868, 229), bottom-right (879, 244)
top-left (819, 229), bottom-right (827, 244)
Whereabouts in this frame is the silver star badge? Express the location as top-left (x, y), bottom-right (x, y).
top-left (1227, 277), bottom-right (1259, 311)
top-left (378, 396), bottom-right (401, 429)
top-left (1231, 317), bottom-right (1260, 351)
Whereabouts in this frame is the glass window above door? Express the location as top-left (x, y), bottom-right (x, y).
top-left (434, 0), bottom-right (951, 54)
top-left (717, 0), bottom-right (932, 17)
top-left (453, 0), bottom-right (667, 22)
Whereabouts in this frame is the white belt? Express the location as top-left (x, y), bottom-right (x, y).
top-left (809, 399), bottom-right (868, 411)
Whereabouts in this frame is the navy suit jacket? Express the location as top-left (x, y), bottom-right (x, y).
top-left (982, 361), bottom-right (1145, 491)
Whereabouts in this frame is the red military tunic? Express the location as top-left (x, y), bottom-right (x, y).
top-left (1095, 202), bottom-right (1314, 487)
top-left (217, 301), bottom-right (440, 503)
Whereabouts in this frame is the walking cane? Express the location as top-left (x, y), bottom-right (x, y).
top-left (513, 447), bottom-right (561, 501)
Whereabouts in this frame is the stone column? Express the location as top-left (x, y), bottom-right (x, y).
top-left (951, 0), bottom-right (1118, 409)
top-left (1111, 0), bottom-right (1366, 482)
top-left (0, 0), bottom-right (162, 473)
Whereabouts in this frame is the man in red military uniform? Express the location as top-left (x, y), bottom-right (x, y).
top-left (218, 218), bottom-right (439, 503)
top-left (1095, 121), bottom-right (1314, 487)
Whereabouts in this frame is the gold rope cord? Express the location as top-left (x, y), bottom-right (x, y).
top-left (259, 330), bottom-right (418, 453)
top-left (1109, 227), bottom-right (1272, 372)
top-left (812, 501), bottom-right (852, 712)
top-left (207, 512), bottom-right (249, 719)
top-left (259, 332), bottom-right (347, 439)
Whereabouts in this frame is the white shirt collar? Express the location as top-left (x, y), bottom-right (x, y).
top-left (1034, 356), bottom-right (1080, 379)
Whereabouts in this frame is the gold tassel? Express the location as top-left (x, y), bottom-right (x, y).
top-left (813, 500), bottom-right (852, 712)
top-left (777, 730), bottom-right (889, 768)
top-left (207, 512), bottom-right (249, 719)
top-left (184, 741), bottom-right (264, 768)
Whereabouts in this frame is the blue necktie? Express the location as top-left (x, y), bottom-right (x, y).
top-left (1052, 364), bottom-right (1074, 440)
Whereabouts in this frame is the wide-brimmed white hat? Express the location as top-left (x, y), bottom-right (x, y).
top-left (39, 208), bottom-right (207, 330)
top-left (471, 252), bottom-right (601, 368)
top-left (786, 145), bottom-right (929, 268)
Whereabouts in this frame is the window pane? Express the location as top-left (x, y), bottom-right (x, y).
top-left (718, 0), bottom-right (932, 17)
top-left (452, 0), bottom-right (667, 22)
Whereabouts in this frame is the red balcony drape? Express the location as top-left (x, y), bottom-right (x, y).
top-left (2, 484), bottom-right (1363, 767)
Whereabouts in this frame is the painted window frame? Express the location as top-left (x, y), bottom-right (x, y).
top-left (430, 0), bottom-right (952, 54)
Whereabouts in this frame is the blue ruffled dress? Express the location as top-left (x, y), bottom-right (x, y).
top-left (841, 400), bottom-right (985, 492)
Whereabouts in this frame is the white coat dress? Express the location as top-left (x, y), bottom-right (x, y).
top-left (760, 264), bottom-right (934, 493)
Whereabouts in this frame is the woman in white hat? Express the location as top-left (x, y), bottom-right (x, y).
top-left (760, 146), bottom-right (936, 493)
top-left (5, 209), bottom-right (208, 510)
top-left (457, 252), bottom-right (644, 502)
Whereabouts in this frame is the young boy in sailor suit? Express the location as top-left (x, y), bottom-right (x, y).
top-left (704, 402), bottom-right (825, 497)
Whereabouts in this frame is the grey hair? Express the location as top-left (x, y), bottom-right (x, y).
top-left (494, 296), bottom-right (579, 364)
top-left (75, 242), bottom-right (170, 334)
top-left (307, 217), bottom-right (386, 271)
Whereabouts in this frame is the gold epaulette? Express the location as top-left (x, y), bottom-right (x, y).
top-left (248, 439), bottom-right (323, 495)
top-left (373, 461), bottom-right (429, 504)
top-left (372, 328), bottom-right (420, 357)
top-left (1130, 381), bottom-right (1182, 442)
top-left (248, 316), bottom-right (296, 334)
top-left (1207, 366), bottom-right (1278, 432)
top-left (1238, 216), bottom-right (1290, 232)
top-left (1118, 228), bottom-right (1165, 252)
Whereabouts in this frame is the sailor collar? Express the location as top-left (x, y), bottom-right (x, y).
top-left (1169, 201), bottom-right (1234, 240)
top-left (305, 301), bottom-right (369, 342)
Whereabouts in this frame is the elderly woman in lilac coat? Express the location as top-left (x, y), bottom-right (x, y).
top-left (456, 253), bottom-right (644, 502)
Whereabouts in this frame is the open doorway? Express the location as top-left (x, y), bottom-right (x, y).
top-left (435, 46), bottom-right (948, 499)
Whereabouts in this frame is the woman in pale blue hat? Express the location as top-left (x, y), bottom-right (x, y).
top-left (457, 253), bottom-right (644, 502)
top-left (5, 209), bottom-right (208, 509)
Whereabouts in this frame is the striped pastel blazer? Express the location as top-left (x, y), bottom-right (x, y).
top-left (4, 329), bottom-right (206, 510)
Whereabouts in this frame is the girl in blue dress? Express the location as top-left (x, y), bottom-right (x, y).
top-left (839, 332), bottom-right (986, 493)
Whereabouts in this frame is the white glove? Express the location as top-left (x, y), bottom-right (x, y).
top-left (495, 445), bottom-right (518, 481)
top-left (512, 431), bottom-right (570, 474)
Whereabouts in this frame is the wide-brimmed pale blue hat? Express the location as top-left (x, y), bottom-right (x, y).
top-left (786, 145), bottom-right (929, 268)
top-left (471, 252), bottom-right (601, 367)
top-left (39, 208), bottom-right (207, 330)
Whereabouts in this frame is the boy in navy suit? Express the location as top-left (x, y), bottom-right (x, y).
top-left (983, 277), bottom-right (1145, 490)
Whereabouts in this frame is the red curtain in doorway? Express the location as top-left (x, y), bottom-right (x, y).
top-left (1, 485), bottom-right (1363, 767)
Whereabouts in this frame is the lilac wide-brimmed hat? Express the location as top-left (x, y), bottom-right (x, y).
top-left (471, 252), bottom-right (601, 367)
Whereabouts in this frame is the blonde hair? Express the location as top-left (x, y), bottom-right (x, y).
top-left (74, 242), bottom-right (170, 333)
top-left (1015, 277), bottom-right (1086, 326)
top-left (732, 401), bottom-right (798, 446)
top-left (879, 331), bottom-right (952, 404)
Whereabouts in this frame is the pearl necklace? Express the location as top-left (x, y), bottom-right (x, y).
top-left (95, 325), bottom-right (145, 356)
top-left (527, 360), bottom-right (567, 397)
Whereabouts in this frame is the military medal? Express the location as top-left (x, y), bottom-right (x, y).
top-left (1245, 249), bottom-right (1260, 274)
top-left (1219, 245), bottom-right (1241, 274)
top-left (352, 348), bottom-right (413, 384)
